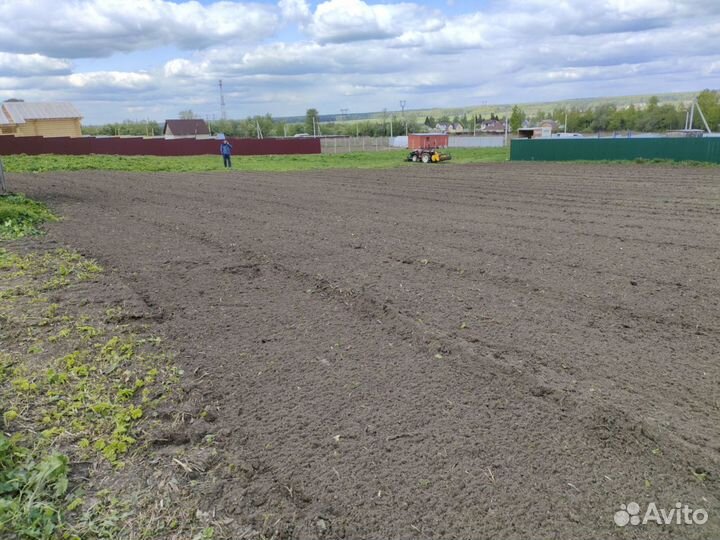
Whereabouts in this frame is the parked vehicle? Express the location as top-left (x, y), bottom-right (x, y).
top-left (406, 148), bottom-right (452, 163)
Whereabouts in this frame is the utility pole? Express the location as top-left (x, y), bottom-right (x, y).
top-left (690, 99), bottom-right (712, 133)
top-left (218, 80), bottom-right (227, 120)
top-left (400, 100), bottom-right (407, 136)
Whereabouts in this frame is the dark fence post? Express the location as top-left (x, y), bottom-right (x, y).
top-left (0, 159), bottom-right (7, 194)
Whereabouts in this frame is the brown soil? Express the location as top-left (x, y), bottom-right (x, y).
top-left (10, 162), bottom-right (720, 539)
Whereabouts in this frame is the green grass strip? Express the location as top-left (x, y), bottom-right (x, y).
top-left (1, 147), bottom-right (509, 174)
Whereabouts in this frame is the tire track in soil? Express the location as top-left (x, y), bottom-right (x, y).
top-left (10, 163), bottom-right (720, 539)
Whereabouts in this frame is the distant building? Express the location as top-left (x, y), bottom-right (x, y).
top-left (480, 119), bottom-right (507, 134)
top-left (433, 122), bottom-right (464, 134)
top-left (538, 119), bottom-right (559, 132)
top-left (163, 119), bottom-right (211, 139)
top-left (518, 126), bottom-right (552, 139)
top-left (0, 101), bottom-right (83, 137)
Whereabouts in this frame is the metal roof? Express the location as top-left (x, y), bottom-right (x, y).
top-left (0, 107), bottom-right (12, 126)
top-left (1, 102), bottom-right (82, 124)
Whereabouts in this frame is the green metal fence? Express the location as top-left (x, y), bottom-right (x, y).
top-left (510, 137), bottom-right (720, 163)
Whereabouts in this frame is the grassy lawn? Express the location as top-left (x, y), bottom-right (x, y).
top-left (1, 147), bottom-right (509, 173)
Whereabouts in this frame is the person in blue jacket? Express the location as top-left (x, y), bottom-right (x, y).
top-left (220, 139), bottom-right (233, 168)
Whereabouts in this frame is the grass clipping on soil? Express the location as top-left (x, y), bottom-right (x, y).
top-left (0, 194), bottom-right (58, 239)
top-left (0, 246), bottom-right (187, 538)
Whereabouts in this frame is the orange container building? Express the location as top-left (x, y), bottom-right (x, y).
top-left (408, 133), bottom-right (449, 149)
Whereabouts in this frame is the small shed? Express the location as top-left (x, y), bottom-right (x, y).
top-left (163, 119), bottom-right (211, 139)
top-left (408, 133), bottom-right (449, 150)
top-left (518, 126), bottom-right (552, 139)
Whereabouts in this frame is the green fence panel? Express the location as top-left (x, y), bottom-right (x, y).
top-left (510, 137), bottom-right (720, 163)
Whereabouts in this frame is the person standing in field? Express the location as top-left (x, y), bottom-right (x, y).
top-left (220, 139), bottom-right (233, 168)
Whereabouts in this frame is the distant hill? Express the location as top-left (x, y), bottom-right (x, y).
top-left (277, 91), bottom-right (703, 124)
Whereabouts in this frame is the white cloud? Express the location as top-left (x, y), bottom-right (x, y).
top-left (0, 53), bottom-right (72, 77)
top-left (704, 61), bottom-right (720, 75)
top-left (279, 0), bottom-right (311, 22)
top-left (307, 0), bottom-right (444, 43)
top-left (0, 0), bottom-right (279, 58)
top-left (163, 58), bottom-right (211, 79)
top-left (162, 40), bottom-right (416, 80)
top-left (1, 0), bottom-right (719, 123)
top-left (66, 71), bottom-right (154, 90)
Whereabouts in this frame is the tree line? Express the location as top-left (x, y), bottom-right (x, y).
top-left (82, 111), bottom-right (422, 138)
top-left (83, 91), bottom-right (719, 138)
top-left (511, 90), bottom-right (720, 133)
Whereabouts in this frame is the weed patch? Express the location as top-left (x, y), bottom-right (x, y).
top-left (0, 194), bottom-right (57, 239)
top-left (0, 246), bottom-right (182, 538)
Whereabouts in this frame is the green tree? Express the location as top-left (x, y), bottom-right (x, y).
top-left (696, 89), bottom-right (720, 131)
top-left (305, 108), bottom-right (319, 135)
top-left (608, 105), bottom-right (637, 131)
top-left (178, 109), bottom-right (196, 120)
top-left (509, 105), bottom-right (526, 132)
top-left (82, 120), bottom-right (162, 137)
top-left (590, 104), bottom-right (617, 132)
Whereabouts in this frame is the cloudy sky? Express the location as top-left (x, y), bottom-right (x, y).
top-left (1, 0), bottom-right (719, 124)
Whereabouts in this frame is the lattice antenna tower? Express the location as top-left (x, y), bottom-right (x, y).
top-left (219, 80), bottom-right (227, 120)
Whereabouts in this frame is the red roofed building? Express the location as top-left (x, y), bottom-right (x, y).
top-left (163, 119), bottom-right (211, 139)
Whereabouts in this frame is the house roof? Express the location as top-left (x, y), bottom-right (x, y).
top-left (1, 102), bottom-right (82, 124)
top-left (163, 119), bottom-right (210, 136)
top-left (0, 108), bottom-right (11, 126)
